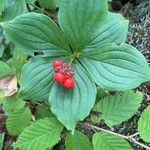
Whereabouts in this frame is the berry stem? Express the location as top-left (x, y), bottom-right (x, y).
top-left (69, 52), bottom-right (80, 65)
top-left (69, 57), bottom-right (75, 65)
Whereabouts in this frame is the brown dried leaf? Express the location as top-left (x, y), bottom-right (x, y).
top-left (0, 76), bottom-right (18, 97)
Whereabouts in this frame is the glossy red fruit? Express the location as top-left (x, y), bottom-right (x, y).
top-left (53, 59), bottom-right (62, 69)
top-left (54, 72), bottom-right (66, 84)
top-left (63, 78), bottom-right (75, 89)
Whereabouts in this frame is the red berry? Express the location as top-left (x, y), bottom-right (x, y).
top-left (63, 78), bottom-right (75, 89)
top-left (53, 59), bottom-right (62, 69)
top-left (54, 72), bottom-right (66, 84)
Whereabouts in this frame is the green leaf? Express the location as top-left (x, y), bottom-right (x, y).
top-left (92, 132), bottom-right (132, 150)
top-left (138, 106), bottom-right (150, 142)
top-left (81, 43), bottom-right (150, 91)
top-left (6, 106), bottom-right (31, 136)
top-left (7, 48), bottom-right (28, 79)
top-left (58, 0), bottom-right (108, 51)
top-left (25, 0), bottom-right (36, 3)
top-left (0, 25), bottom-right (3, 36)
top-left (49, 62), bottom-right (96, 131)
top-left (0, 133), bottom-right (4, 150)
top-left (91, 115), bottom-right (101, 124)
top-left (96, 87), bottom-right (109, 101)
top-left (15, 117), bottom-right (64, 150)
top-left (35, 105), bottom-right (54, 120)
top-left (2, 95), bottom-right (25, 115)
top-left (91, 87), bottom-right (109, 124)
top-left (0, 0), bottom-right (27, 22)
top-left (0, 60), bottom-right (13, 78)
top-left (0, 45), bottom-right (4, 57)
top-left (65, 130), bottom-right (93, 150)
top-left (38, 0), bottom-right (62, 9)
top-left (0, 0), bottom-right (5, 16)
top-left (94, 91), bottom-right (143, 126)
top-left (1, 12), bottom-right (70, 54)
top-left (87, 12), bottom-right (129, 49)
top-left (19, 57), bottom-right (54, 101)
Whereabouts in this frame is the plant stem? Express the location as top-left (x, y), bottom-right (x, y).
top-left (34, 101), bottom-right (50, 109)
top-left (84, 123), bottom-right (150, 150)
top-left (85, 123), bottom-right (127, 139)
top-left (28, 3), bottom-right (51, 16)
top-left (69, 57), bottom-right (75, 65)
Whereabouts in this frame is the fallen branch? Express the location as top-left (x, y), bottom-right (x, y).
top-left (84, 123), bottom-right (150, 150)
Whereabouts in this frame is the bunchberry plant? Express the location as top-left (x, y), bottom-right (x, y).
top-left (0, 0), bottom-right (150, 150)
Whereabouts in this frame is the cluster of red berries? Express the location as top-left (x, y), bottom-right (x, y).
top-left (53, 59), bottom-right (75, 89)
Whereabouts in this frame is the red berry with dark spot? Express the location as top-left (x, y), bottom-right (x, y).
top-left (63, 78), bottom-right (75, 89)
top-left (53, 59), bottom-right (62, 69)
top-left (54, 72), bottom-right (66, 84)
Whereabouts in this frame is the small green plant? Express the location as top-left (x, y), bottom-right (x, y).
top-left (0, 0), bottom-right (150, 150)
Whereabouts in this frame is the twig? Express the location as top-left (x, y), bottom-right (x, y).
top-left (85, 123), bottom-right (127, 139)
top-left (131, 137), bottom-right (150, 150)
top-left (120, 0), bottom-right (132, 16)
top-left (84, 123), bottom-right (150, 150)
top-left (129, 132), bottom-right (139, 138)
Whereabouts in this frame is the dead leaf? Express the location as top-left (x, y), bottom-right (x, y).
top-left (0, 76), bottom-right (18, 98)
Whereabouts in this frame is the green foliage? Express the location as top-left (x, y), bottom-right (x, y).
top-left (7, 48), bottom-right (27, 79)
top-left (1, 12), bottom-right (70, 54)
top-left (2, 95), bottom-right (25, 115)
top-left (91, 87), bottom-right (109, 123)
top-left (1, 0), bottom-right (150, 136)
top-left (94, 91), bottom-right (143, 126)
top-left (0, 25), bottom-right (3, 36)
top-left (0, 133), bottom-right (4, 150)
top-left (91, 115), bottom-right (102, 124)
top-left (0, 0), bottom-right (5, 16)
top-left (0, 0), bottom-right (27, 22)
top-left (35, 105), bottom-right (54, 119)
top-left (0, 60), bottom-right (13, 78)
top-left (38, 0), bottom-right (61, 9)
top-left (87, 12), bottom-right (129, 48)
top-left (25, 0), bottom-right (36, 3)
top-left (58, 0), bottom-right (108, 51)
top-left (6, 106), bottom-right (31, 135)
top-left (138, 106), bottom-right (150, 142)
top-left (96, 87), bottom-right (109, 101)
top-left (92, 132), bottom-right (132, 150)
top-left (65, 130), bottom-right (93, 150)
top-left (19, 57), bottom-right (54, 101)
top-left (0, 0), bottom-right (150, 146)
top-left (15, 117), bottom-right (64, 150)
top-left (82, 43), bottom-right (150, 91)
top-left (0, 45), bottom-right (4, 57)
top-left (49, 62), bottom-right (96, 130)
